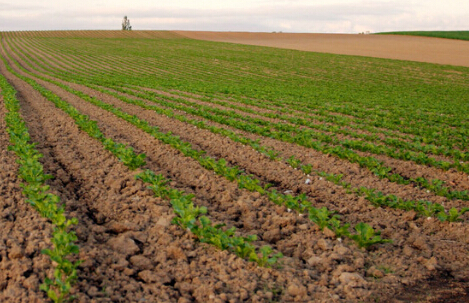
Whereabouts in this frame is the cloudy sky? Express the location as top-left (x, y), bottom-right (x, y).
top-left (0, 0), bottom-right (468, 33)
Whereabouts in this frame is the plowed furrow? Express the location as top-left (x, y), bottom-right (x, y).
top-left (0, 94), bottom-right (50, 302)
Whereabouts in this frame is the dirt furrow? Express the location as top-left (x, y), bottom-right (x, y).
top-left (0, 94), bottom-right (50, 302)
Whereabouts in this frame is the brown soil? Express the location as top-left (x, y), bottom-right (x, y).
top-left (174, 31), bottom-right (469, 67)
top-left (1, 32), bottom-right (469, 303)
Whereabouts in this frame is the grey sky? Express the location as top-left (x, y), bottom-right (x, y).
top-left (0, 0), bottom-right (467, 33)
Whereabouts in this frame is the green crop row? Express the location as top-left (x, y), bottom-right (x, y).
top-left (120, 84), bottom-right (469, 166)
top-left (8, 39), bottom-right (464, 223)
top-left (4, 35), bottom-right (468, 232)
top-left (124, 87), bottom-right (468, 174)
top-left (0, 72), bottom-right (80, 303)
top-left (96, 79), bottom-right (467, 223)
top-left (0, 40), bottom-right (391, 250)
top-left (313, 171), bottom-right (468, 222)
top-left (23, 36), bottom-right (469, 150)
top-left (11, 45), bottom-right (464, 225)
top-left (47, 74), bottom-right (465, 224)
top-left (12, 36), bottom-right (469, 124)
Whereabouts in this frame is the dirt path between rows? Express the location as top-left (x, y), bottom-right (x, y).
top-left (174, 31), bottom-right (469, 67)
top-left (0, 95), bottom-right (51, 302)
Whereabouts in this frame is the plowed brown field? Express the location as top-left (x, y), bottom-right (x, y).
top-left (1, 31), bottom-right (468, 303)
top-left (175, 31), bottom-right (469, 67)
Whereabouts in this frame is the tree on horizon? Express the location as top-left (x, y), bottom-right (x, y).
top-left (122, 16), bottom-right (132, 30)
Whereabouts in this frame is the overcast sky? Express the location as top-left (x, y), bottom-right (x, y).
top-left (1, 0), bottom-right (468, 33)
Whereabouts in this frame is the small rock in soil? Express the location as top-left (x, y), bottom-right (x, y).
top-left (366, 266), bottom-right (384, 278)
top-left (109, 221), bottom-right (139, 233)
top-left (323, 227), bottom-right (336, 238)
top-left (263, 228), bottom-right (281, 242)
top-left (8, 245), bottom-right (24, 259)
top-left (130, 255), bottom-right (153, 270)
top-left (287, 283), bottom-right (307, 297)
top-left (317, 239), bottom-right (331, 251)
top-left (412, 236), bottom-right (429, 251)
top-left (307, 256), bottom-right (323, 267)
top-left (107, 234), bottom-right (140, 256)
top-left (424, 257), bottom-right (438, 271)
top-left (403, 245), bottom-right (413, 257)
top-left (339, 272), bottom-right (367, 288)
top-left (167, 245), bottom-right (187, 261)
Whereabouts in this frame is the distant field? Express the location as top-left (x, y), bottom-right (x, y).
top-left (176, 30), bottom-right (469, 67)
top-left (377, 31), bottom-right (469, 41)
top-left (1, 30), bottom-right (468, 302)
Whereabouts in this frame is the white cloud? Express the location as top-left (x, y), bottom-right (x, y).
top-left (0, 0), bottom-right (467, 33)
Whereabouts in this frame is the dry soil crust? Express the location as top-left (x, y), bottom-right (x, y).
top-left (174, 31), bottom-right (469, 67)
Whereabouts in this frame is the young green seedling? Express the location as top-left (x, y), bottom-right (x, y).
top-left (349, 222), bottom-right (392, 249)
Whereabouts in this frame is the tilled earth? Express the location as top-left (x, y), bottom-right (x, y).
top-left (0, 34), bottom-right (469, 303)
top-left (174, 31), bottom-right (469, 68)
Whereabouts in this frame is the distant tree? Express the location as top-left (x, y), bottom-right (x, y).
top-left (122, 16), bottom-right (132, 30)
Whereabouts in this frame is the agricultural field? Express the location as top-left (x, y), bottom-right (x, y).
top-left (377, 31), bottom-right (469, 41)
top-left (0, 30), bottom-right (468, 302)
top-left (175, 31), bottom-right (469, 67)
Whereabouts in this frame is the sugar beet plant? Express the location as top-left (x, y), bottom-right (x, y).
top-left (0, 74), bottom-right (80, 303)
top-left (315, 171), bottom-right (469, 222)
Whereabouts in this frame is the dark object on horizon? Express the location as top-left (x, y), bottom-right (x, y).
top-left (122, 16), bottom-right (132, 31)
